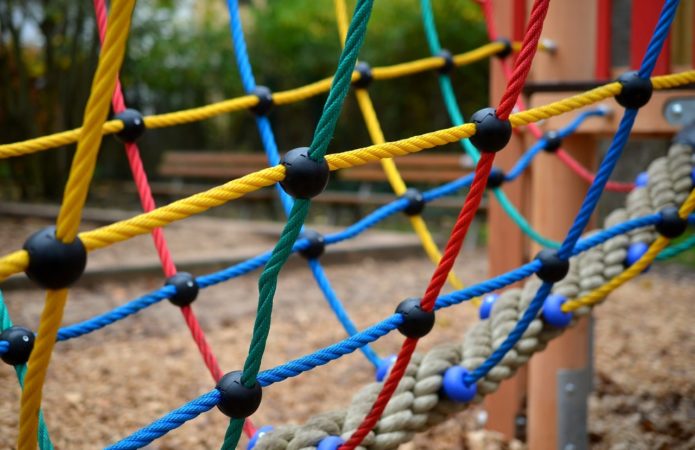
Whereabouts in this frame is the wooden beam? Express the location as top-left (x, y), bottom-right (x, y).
top-left (484, 0), bottom-right (530, 441)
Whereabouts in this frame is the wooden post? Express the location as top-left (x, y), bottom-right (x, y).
top-left (485, 0), bottom-right (530, 440)
top-left (525, 1), bottom-right (598, 449)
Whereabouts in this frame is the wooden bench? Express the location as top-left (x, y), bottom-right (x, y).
top-left (154, 151), bottom-right (484, 226)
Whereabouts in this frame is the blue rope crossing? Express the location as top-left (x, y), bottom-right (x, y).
top-left (463, 0), bottom-right (682, 386)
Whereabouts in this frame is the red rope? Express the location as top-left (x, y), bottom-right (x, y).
top-left (479, 0), bottom-right (635, 192)
top-left (92, 0), bottom-right (256, 437)
top-left (340, 3), bottom-right (551, 448)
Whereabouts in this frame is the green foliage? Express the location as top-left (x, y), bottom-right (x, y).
top-left (1, 0), bottom-right (488, 200)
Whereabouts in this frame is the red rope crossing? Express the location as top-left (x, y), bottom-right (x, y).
top-left (92, 0), bottom-right (255, 437)
top-left (479, 0), bottom-right (635, 193)
top-left (339, 1), bottom-right (551, 448)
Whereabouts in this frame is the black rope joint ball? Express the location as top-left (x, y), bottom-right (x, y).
top-left (495, 37), bottom-right (513, 59)
top-left (614, 71), bottom-right (653, 109)
top-left (438, 49), bottom-right (455, 74)
top-left (280, 147), bottom-right (330, 199)
top-left (535, 249), bottom-right (569, 283)
top-left (165, 272), bottom-right (199, 307)
top-left (469, 107), bottom-right (512, 153)
top-left (486, 168), bottom-right (506, 189)
top-left (299, 229), bottom-right (325, 260)
top-left (353, 61), bottom-right (373, 89)
top-left (395, 297), bottom-right (435, 338)
top-left (23, 226), bottom-right (87, 290)
top-left (402, 188), bottom-right (426, 216)
top-left (542, 130), bottom-right (562, 153)
top-left (250, 86), bottom-right (274, 116)
top-left (0, 326), bottom-right (35, 366)
top-left (216, 371), bottom-right (263, 419)
top-left (114, 108), bottom-right (146, 143)
top-left (655, 206), bottom-right (687, 238)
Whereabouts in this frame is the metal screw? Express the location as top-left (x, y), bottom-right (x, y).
top-left (564, 382), bottom-right (576, 394)
top-left (670, 103), bottom-right (683, 117)
top-left (564, 444), bottom-right (577, 450)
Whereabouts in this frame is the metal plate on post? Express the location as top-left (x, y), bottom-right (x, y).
top-left (557, 317), bottom-right (594, 450)
top-left (557, 367), bottom-right (591, 450)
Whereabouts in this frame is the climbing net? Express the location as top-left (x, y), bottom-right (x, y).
top-left (0, 0), bottom-right (694, 449)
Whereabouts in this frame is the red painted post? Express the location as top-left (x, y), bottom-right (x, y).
top-left (630, 0), bottom-right (672, 74)
top-left (595, 0), bottom-right (612, 79)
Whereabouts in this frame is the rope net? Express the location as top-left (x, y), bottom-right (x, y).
top-left (0, 0), bottom-right (693, 449)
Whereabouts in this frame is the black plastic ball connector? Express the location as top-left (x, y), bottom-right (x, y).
top-left (535, 249), bottom-right (570, 283)
top-left (655, 206), bottom-right (688, 238)
top-left (495, 37), bottom-right (513, 59)
top-left (165, 272), bottom-right (199, 307)
top-left (279, 147), bottom-right (330, 199)
top-left (0, 326), bottom-right (35, 366)
top-left (298, 229), bottom-right (325, 259)
top-left (486, 168), bottom-right (506, 189)
top-left (542, 131), bottom-right (562, 153)
top-left (216, 370), bottom-right (262, 419)
top-left (353, 61), bottom-right (373, 89)
top-left (23, 226), bottom-right (87, 290)
top-left (402, 188), bottom-right (425, 216)
top-left (438, 49), bottom-right (455, 74)
top-left (469, 107), bottom-right (512, 153)
top-left (114, 108), bottom-right (145, 143)
top-left (614, 71), bottom-right (653, 109)
top-left (395, 297), bottom-right (435, 338)
top-left (250, 86), bottom-right (273, 116)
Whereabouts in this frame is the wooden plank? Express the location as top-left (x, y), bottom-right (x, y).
top-left (340, 168), bottom-right (470, 183)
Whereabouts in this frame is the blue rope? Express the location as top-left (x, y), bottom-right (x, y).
top-left (307, 258), bottom-right (380, 367)
top-left (463, 0), bottom-right (680, 385)
top-left (0, 340), bottom-right (8, 354)
top-left (225, 0), bottom-right (380, 367)
top-left (505, 109), bottom-right (608, 182)
top-left (105, 390), bottom-right (222, 450)
top-left (106, 210), bottom-right (671, 448)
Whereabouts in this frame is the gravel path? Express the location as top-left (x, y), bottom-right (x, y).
top-left (0, 217), bottom-right (693, 449)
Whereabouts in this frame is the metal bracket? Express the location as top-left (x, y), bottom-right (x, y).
top-left (664, 97), bottom-right (695, 126)
top-left (557, 317), bottom-right (594, 450)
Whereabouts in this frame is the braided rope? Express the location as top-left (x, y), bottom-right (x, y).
top-left (18, 1), bottom-right (136, 448)
top-left (253, 141), bottom-right (694, 450)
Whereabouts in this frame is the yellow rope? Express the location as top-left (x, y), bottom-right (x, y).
top-left (0, 41), bottom-right (530, 160)
top-left (334, 0), bottom-right (469, 300)
top-left (1, 71), bottom-right (694, 284)
top-left (18, 1), bottom-right (136, 448)
top-left (563, 189), bottom-right (695, 312)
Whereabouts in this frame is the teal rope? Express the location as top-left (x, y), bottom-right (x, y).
top-left (420, 0), bottom-right (562, 249)
top-left (0, 291), bottom-right (54, 450)
top-left (222, 1), bottom-right (374, 447)
top-left (308, 0), bottom-right (374, 161)
top-left (656, 233), bottom-right (695, 260)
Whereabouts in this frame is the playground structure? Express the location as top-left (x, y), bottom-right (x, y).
top-left (0, 0), bottom-right (694, 450)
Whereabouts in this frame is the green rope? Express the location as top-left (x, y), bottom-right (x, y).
top-left (0, 291), bottom-right (54, 450)
top-left (308, 0), bottom-right (374, 161)
top-left (222, 1), bottom-right (374, 447)
top-left (420, 0), bottom-right (562, 249)
top-left (655, 233), bottom-right (695, 260)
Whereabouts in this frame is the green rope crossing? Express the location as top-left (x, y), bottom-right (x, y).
top-left (221, 1), bottom-right (376, 447)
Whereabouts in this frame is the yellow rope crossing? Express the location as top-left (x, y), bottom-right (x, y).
top-left (334, 0), bottom-right (469, 300)
top-left (0, 41), bottom-right (537, 160)
top-left (17, 1), bottom-right (136, 448)
top-left (563, 188), bottom-right (695, 312)
top-left (0, 71), bottom-right (694, 286)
